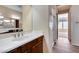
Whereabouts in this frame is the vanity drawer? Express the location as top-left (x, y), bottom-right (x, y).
top-left (21, 39), bottom-right (38, 53)
top-left (21, 43), bottom-right (31, 53)
top-left (31, 41), bottom-right (43, 53)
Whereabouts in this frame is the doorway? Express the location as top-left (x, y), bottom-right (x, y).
top-left (58, 13), bottom-right (68, 39)
top-left (52, 5), bottom-right (75, 53)
top-left (56, 5), bottom-right (71, 42)
top-left (52, 12), bottom-right (71, 53)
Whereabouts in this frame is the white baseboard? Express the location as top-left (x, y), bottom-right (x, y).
top-left (72, 42), bottom-right (79, 46)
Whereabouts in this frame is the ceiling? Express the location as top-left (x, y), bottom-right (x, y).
top-left (57, 5), bottom-right (71, 14)
top-left (4, 5), bottom-right (22, 12)
top-left (3, 5), bottom-right (71, 13)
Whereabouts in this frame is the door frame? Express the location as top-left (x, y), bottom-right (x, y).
top-left (68, 7), bottom-right (71, 42)
top-left (56, 13), bottom-right (58, 40)
top-left (57, 6), bottom-right (71, 42)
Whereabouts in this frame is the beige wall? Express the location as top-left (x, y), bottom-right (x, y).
top-left (32, 5), bottom-right (57, 52)
top-left (32, 5), bottom-right (52, 52)
top-left (22, 5), bottom-right (32, 32)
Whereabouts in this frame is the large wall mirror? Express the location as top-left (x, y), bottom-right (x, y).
top-left (0, 16), bottom-right (19, 29)
top-left (0, 5), bottom-right (22, 34)
top-left (0, 16), bottom-right (20, 34)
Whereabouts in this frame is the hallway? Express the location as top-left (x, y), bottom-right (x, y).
top-left (52, 37), bottom-right (79, 53)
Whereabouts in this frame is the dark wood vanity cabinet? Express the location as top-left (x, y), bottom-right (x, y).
top-left (31, 41), bottom-right (43, 53)
top-left (8, 36), bottom-right (43, 53)
top-left (31, 36), bottom-right (43, 53)
top-left (8, 47), bottom-right (21, 53)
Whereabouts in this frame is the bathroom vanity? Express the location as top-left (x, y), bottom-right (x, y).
top-left (0, 31), bottom-right (44, 53)
top-left (8, 35), bottom-right (43, 53)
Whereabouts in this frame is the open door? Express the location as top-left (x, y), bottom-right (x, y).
top-left (53, 14), bottom-right (58, 45)
top-left (49, 6), bottom-right (58, 48)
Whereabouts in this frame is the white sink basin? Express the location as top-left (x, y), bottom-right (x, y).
top-left (12, 35), bottom-right (30, 41)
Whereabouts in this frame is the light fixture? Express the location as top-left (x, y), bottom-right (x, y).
top-left (0, 15), bottom-right (4, 19)
top-left (4, 20), bottom-right (10, 22)
top-left (11, 15), bottom-right (20, 20)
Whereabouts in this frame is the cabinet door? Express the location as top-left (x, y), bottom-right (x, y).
top-left (21, 43), bottom-right (31, 53)
top-left (7, 47), bottom-right (21, 53)
top-left (21, 39), bottom-right (38, 53)
top-left (31, 41), bottom-right (43, 53)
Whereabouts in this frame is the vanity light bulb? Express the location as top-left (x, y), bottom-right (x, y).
top-left (12, 15), bottom-right (20, 19)
top-left (0, 16), bottom-right (4, 19)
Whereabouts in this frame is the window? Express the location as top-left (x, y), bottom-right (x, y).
top-left (58, 13), bottom-right (68, 29)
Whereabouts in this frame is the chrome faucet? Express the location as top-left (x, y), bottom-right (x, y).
top-left (14, 28), bottom-right (23, 39)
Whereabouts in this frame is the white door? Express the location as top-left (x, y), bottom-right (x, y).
top-left (49, 7), bottom-right (58, 47)
top-left (53, 14), bottom-right (58, 44)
